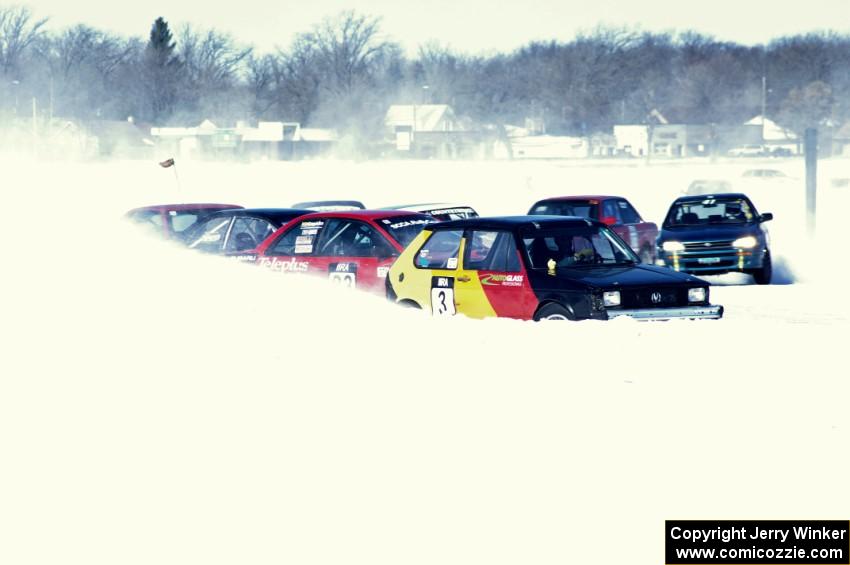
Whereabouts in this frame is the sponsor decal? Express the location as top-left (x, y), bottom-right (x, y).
top-left (479, 273), bottom-right (524, 287)
top-left (295, 235), bottom-right (313, 245)
top-left (446, 257), bottom-right (458, 269)
top-left (329, 263), bottom-right (356, 288)
top-left (389, 219), bottom-right (437, 230)
top-left (376, 266), bottom-right (390, 278)
top-left (294, 244), bottom-right (313, 254)
top-left (302, 229), bottom-right (319, 236)
top-left (426, 207), bottom-right (474, 216)
top-left (335, 263), bottom-right (352, 272)
top-left (301, 221), bottom-right (325, 228)
top-left (229, 254), bottom-right (258, 263)
top-left (259, 257), bottom-right (310, 273)
top-left (200, 232), bottom-right (221, 243)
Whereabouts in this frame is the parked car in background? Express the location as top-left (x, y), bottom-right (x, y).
top-left (291, 200), bottom-right (366, 211)
top-left (656, 193), bottom-right (773, 284)
top-left (181, 208), bottom-right (312, 256)
top-left (727, 144), bottom-right (768, 157)
top-left (125, 203), bottom-right (242, 240)
top-left (528, 195), bottom-right (658, 262)
top-left (685, 179), bottom-right (734, 196)
top-left (381, 203), bottom-right (479, 222)
top-left (741, 168), bottom-right (787, 179)
top-left (386, 216), bottom-right (722, 321)
top-left (254, 210), bottom-right (437, 296)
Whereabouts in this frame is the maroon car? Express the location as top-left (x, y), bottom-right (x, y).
top-left (528, 195), bottom-right (659, 262)
top-left (125, 203), bottom-right (243, 240)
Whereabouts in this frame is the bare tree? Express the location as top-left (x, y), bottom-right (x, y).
top-left (0, 5), bottom-right (47, 76)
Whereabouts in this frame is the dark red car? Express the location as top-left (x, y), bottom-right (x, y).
top-left (528, 195), bottom-right (659, 262)
top-left (254, 210), bottom-right (437, 295)
top-left (125, 203), bottom-right (242, 240)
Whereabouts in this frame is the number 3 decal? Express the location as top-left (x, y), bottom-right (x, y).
top-left (430, 277), bottom-right (456, 316)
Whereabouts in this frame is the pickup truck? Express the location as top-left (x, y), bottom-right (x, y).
top-left (528, 195), bottom-right (659, 263)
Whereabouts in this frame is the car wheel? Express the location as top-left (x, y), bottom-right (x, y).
top-left (534, 303), bottom-right (573, 321)
top-left (752, 252), bottom-right (772, 285)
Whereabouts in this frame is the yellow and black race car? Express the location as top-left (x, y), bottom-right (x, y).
top-left (386, 216), bottom-right (724, 321)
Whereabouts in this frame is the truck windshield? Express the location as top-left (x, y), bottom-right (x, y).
top-left (522, 225), bottom-right (638, 268)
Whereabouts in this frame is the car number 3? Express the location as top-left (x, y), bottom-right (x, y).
top-left (329, 272), bottom-right (356, 288)
top-left (431, 287), bottom-right (456, 316)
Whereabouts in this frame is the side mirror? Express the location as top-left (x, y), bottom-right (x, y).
top-left (760, 213), bottom-right (773, 222)
top-left (601, 216), bottom-right (618, 226)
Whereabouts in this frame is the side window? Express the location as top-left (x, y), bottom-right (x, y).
top-left (314, 219), bottom-right (395, 258)
top-left (617, 200), bottom-right (641, 224)
top-left (415, 230), bottom-right (463, 269)
top-left (268, 219), bottom-right (325, 256)
top-left (464, 231), bottom-right (520, 272)
top-left (186, 217), bottom-right (231, 253)
top-left (226, 218), bottom-right (275, 252)
top-left (170, 211), bottom-right (202, 233)
top-left (601, 200), bottom-right (622, 224)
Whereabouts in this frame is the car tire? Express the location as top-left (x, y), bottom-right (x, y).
top-left (534, 303), bottom-right (573, 321)
top-left (752, 252), bottom-right (772, 285)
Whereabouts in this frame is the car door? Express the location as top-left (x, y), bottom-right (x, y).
top-left (460, 229), bottom-right (537, 319)
top-left (410, 228), bottom-right (464, 316)
top-left (311, 218), bottom-right (399, 295)
top-left (616, 198), bottom-right (658, 260)
top-left (259, 218), bottom-right (323, 273)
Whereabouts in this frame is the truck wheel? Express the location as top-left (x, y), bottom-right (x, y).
top-left (752, 252), bottom-right (772, 285)
top-left (534, 303), bottom-right (572, 321)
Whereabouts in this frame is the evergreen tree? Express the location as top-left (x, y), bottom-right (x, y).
top-left (141, 17), bottom-right (182, 122)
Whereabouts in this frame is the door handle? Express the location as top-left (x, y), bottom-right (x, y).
top-left (457, 275), bottom-right (471, 282)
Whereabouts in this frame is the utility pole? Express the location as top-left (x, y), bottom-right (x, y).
top-left (761, 75), bottom-right (767, 140)
top-left (32, 97), bottom-right (38, 155)
top-left (805, 128), bottom-right (817, 237)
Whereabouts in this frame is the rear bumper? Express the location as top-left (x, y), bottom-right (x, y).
top-left (607, 304), bottom-right (724, 321)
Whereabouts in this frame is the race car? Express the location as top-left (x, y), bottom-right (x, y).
top-left (528, 195), bottom-right (658, 262)
top-left (254, 210), bottom-right (437, 295)
top-left (381, 203), bottom-right (479, 222)
top-left (656, 193), bottom-right (774, 284)
top-left (125, 203), bottom-right (242, 240)
top-left (291, 200), bottom-right (366, 211)
top-left (181, 208), bottom-right (313, 255)
top-left (387, 216), bottom-right (723, 321)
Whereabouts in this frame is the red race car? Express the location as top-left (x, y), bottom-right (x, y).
top-left (254, 210), bottom-right (437, 295)
top-left (125, 203), bottom-right (242, 240)
top-left (528, 195), bottom-right (659, 262)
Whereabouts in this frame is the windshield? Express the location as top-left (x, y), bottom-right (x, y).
top-left (529, 200), bottom-right (597, 219)
top-left (665, 197), bottom-right (755, 226)
top-left (379, 215), bottom-right (438, 247)
top-left (522, 225), bottom-right (638, 268)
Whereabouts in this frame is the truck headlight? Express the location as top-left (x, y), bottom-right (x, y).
top-left (603, 291), bottom-right (621, 307)
top-left (732, 236), bottom-right (757, 248)
top-left (662, 241), bottom-right (685, 252)
top-left (688, 287), bottom-right (707, 303)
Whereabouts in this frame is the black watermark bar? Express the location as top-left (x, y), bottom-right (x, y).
top-left (666, 521), bottom-right (849, 564)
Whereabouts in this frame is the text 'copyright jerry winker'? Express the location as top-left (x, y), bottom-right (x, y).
top-left (666, 521), bottom-right (849, 564)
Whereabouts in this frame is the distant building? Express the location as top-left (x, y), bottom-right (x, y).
top-left (383, 104), bottom-right (503, 159)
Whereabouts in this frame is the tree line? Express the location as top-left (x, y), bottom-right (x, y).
top-left (1, 5), bottom-right (849, 145)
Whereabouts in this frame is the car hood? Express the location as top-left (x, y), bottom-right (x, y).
top-left (659, 223), bottom-right (761, 241)
top-left (533, 264), bottom-right (705, 289)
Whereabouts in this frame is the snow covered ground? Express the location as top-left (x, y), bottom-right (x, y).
top-left (2, 155), bottom-right (849, 564)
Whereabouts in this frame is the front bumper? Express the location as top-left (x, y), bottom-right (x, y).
top-left (657, 246), bottom-right (766, 274)
top-left (606, 304), bottom-right (724, 321)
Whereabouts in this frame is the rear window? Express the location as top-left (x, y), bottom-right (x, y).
top-left (529, 201), bottom-right (597, 219)
top-left (378, 215), bottom-right (437, 247)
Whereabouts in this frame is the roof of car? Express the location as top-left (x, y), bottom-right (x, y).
top-left (673, 192), bottom-right (751, 203)
top-left (382, 203), bottom-right (476, 212)
top-left (433, 215), bottom-right (601, 231)
top-left (127, 203), bottom-right (243, 213)
top-left (206, 207), bottom-right (313, 224)
top-left (532, 195), bottom-right (617, 203)
top-left (296, 209), bottom-right (427, 221)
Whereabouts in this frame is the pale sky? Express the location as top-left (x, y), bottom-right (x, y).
top-left (19, 0), bottom-right (850, 54)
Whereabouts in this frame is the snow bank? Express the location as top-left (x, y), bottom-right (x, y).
top-left (1, 157), bottom-right (848, 565)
